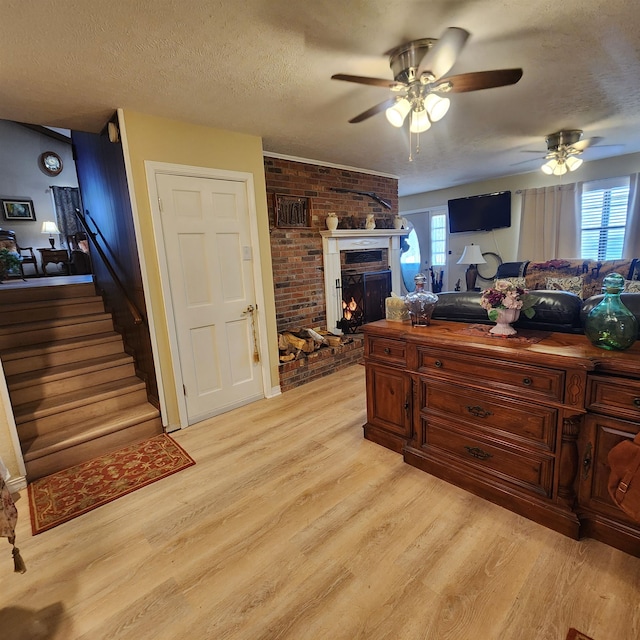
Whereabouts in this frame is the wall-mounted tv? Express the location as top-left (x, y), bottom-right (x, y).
top-left (447, 191), bottom-right (511, 233)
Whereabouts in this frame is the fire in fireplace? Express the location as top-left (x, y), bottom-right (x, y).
top-left (337, 270), bottom-right (391, 333)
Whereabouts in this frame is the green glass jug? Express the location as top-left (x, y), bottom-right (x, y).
top-left (584, 273), bottom-right (638, 350)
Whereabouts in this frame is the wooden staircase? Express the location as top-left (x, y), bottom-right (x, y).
top-left (0, 280), bottom-right (163, 481)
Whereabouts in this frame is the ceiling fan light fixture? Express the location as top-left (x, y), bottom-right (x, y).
top-left (565, 156), bottom-right (583, 171)
top-left (385, 98), bottom-right (411, 127)
top-left (424, 94), bottom-right (450, 122)
top-left (410, 108), bottom-right (431, 133)
top-left (553, 161), bottom-right (568, 176)
top-left (541, 159), bottom-right (556, 175)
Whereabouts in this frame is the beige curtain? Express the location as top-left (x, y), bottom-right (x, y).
top-left (623, 173), bottom-right (640, 258)
top-left (517, 184), bottom-right (581, 261)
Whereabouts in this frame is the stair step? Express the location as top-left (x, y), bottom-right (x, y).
top-left (0, 332), bottom-right (124, 376)
top-left (0, 295), bottom-right (105, 326)
top-left (0, 281), bottom-right (96, 304)
top-left (7, 354), bottom-right (137, 405)
top-left (23, 408), bottom-right (163, 481)
top-left (15, 376), bottom-right (148, 431)
top-left (0, 313), bottom-right (114, 349)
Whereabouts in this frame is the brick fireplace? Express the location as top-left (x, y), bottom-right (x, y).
top-left (264, 155), bottom-right (399, 391)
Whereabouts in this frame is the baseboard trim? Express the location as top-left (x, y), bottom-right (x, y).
top-left (6, 474), bottom-right (27, 493)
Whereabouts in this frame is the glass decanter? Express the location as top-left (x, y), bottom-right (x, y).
top-left (584, 273), bottom-right (638, 350)
top-left (404, 273), bottom-right (438, 326)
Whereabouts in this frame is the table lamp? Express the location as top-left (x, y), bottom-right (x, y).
top-left (457, 244), bottom-right (486, 291)
top-left (41, 221), bottom-right (61, 249)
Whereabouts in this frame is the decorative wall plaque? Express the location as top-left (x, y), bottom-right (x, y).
top-left (275, 194), bottom-right (311, 228)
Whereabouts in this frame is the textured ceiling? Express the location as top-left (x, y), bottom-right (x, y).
top-left (2, 0), bottom-right (640, 196)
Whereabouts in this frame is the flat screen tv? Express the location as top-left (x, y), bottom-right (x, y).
top-left (447, 191), bottom-right (511, 233)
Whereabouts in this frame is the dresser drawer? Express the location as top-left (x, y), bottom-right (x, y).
top-left (366, 335), bottom-right (408, 367)
top-left (587, 376), bottom-right (640, 422)
top-left (416, 347), bottom-right (564, 402)
top-left (420, 379), bottom-right (557, 451)
top-left (424, 417), bottom-right (554, 498)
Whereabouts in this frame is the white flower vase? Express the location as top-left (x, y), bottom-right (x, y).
top-left (326, 214), bottom-right (339, 231)
top-left (393, 216), bottom-right (404, 229)
top-left (489, 308), bottom-right (520, 336)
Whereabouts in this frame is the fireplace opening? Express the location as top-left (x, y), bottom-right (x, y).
top-left (337, 269), bottom-right (391, 333)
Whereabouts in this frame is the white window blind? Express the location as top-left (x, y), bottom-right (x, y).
top-left (581, 177), bottom-right (630, 260)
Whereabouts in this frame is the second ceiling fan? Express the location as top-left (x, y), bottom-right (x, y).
top-left (332, 27), bottom-right (523, 136)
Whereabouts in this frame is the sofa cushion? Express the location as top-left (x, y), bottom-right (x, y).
top-left (545, 275), bottom-right (585, 297)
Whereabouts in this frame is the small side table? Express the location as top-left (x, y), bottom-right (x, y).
top-left (38, 248), bottom-right (70, 275)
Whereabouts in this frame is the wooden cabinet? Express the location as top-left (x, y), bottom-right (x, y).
top-left (363, 319), bottom-right (640, 556)
top-left (577, 376), bottom-right (640, 555)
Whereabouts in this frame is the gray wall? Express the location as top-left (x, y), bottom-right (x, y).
top-left (0, 120), bottom-right (79, 268)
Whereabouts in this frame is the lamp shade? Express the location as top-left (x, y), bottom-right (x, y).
top-left (385, 98), bottom-right (411, 127)
top-left (565, 156), bottom-right (583, 171)
top-left (41, 221), bottom-right (60, 235)
top-left (424, 94), bottom-right (450, 122)
top-left (457, 244), bottom-right (486, 265)
top-left (409, 108), bottom-right (431, 133)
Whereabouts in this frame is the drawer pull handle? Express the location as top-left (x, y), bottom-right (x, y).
top-left (466, 405), bottom-right (493, 419)
top-left (383, 348), bottom-right (391, 354)
top-left (434, 360), bottom-right (443, 368)
top-left (522, 377), bottom-right (532, 386)
top-left (464, 446), bottom-right (493, 461)
top-left (634, 397), bottom-right (640, 407)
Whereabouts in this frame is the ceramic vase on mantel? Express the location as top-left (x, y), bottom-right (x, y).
top-left (326, 213), bottom-right (339, 231)
top-left (489, 308), bottom-right (520, 336)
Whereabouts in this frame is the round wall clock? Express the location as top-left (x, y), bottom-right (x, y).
top-left (39, 151), bottom-right (63, 176)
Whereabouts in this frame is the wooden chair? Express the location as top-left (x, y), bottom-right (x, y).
top-left (0, 228), bottom-right (38, 277)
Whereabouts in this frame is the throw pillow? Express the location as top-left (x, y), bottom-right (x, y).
top-left (496, 276), bottom-right (526, 289)
top-left (545, 275), bottom-right (584, 298)
top-left (625, 279), bottom-right (640, 293)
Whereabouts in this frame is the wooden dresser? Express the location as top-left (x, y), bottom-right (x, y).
top-left (363, 319), bottom-right (640, 556)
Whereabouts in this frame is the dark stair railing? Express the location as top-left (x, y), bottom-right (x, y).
top-left (74, 208), bottom-right (144, 325)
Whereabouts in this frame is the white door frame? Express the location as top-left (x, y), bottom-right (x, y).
top-left (145, 161), bottom-right (271, 429)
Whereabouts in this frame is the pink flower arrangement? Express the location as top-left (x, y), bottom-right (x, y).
top-left (480, 279), bottom-right (536, 321)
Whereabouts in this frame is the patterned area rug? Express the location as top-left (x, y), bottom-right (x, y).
top-left (28, 434), bottom-right (195, 535)
top-left (567, 629), bottom-right (595, 640)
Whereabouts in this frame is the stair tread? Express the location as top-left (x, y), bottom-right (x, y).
top-left (7, 352), bottom-right (135, 388)
top-left (22, 404), bottom-right (161, 460)
top-left (0, 311), bottom-right (112, 335)
top-left (0, 295), bottom-right (102, 313)
top-left (13, 376), bottom-right (147, 420)
top-left (0, 331), bottom-right (122, 360)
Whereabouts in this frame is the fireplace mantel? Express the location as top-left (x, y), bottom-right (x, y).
top-left (320, 229), bottom-right (406, 334)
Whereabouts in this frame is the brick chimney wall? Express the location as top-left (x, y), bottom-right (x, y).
top-left (264, 156), bottom-right (398, 391)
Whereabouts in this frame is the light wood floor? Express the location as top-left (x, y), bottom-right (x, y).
top-left (2, 365), bottom-right (639, 640)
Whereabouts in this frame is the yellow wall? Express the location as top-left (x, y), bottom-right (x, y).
top-left (119, 110), bottom-right (279, 428)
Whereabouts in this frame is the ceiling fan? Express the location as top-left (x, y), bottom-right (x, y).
top-left (525, 130), bottom-right (596, 175)
top-left (331, 27), bottom-right (523, 139)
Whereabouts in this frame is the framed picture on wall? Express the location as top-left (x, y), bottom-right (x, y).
top-left (2, 198), bottom-right (36, 221)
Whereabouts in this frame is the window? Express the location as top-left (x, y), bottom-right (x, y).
top-left (430, 211), bottom-right (447, 266)
top-left (581, 177), bottom-right (630, 260)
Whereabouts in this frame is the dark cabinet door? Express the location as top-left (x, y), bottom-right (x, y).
top-left (366, 363), bottom-right (412, 439)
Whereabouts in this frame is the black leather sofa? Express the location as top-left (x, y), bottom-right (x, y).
top-left (432, 290), bottom-right (640, 335)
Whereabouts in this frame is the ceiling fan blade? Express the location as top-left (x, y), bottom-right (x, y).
top-left (348, 98), bottom-right (397, 123)
top-left (331, 74), bottom-right (402, 89)
top-left (571, 137), bottom-right (602, 152)
top-left (417, 27), bottom-right (470, 81)
top-left (436, 68), bottom-right (523, 93)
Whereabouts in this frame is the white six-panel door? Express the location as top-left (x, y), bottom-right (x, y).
top-left (156, 172), bottom-right (263, 424)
